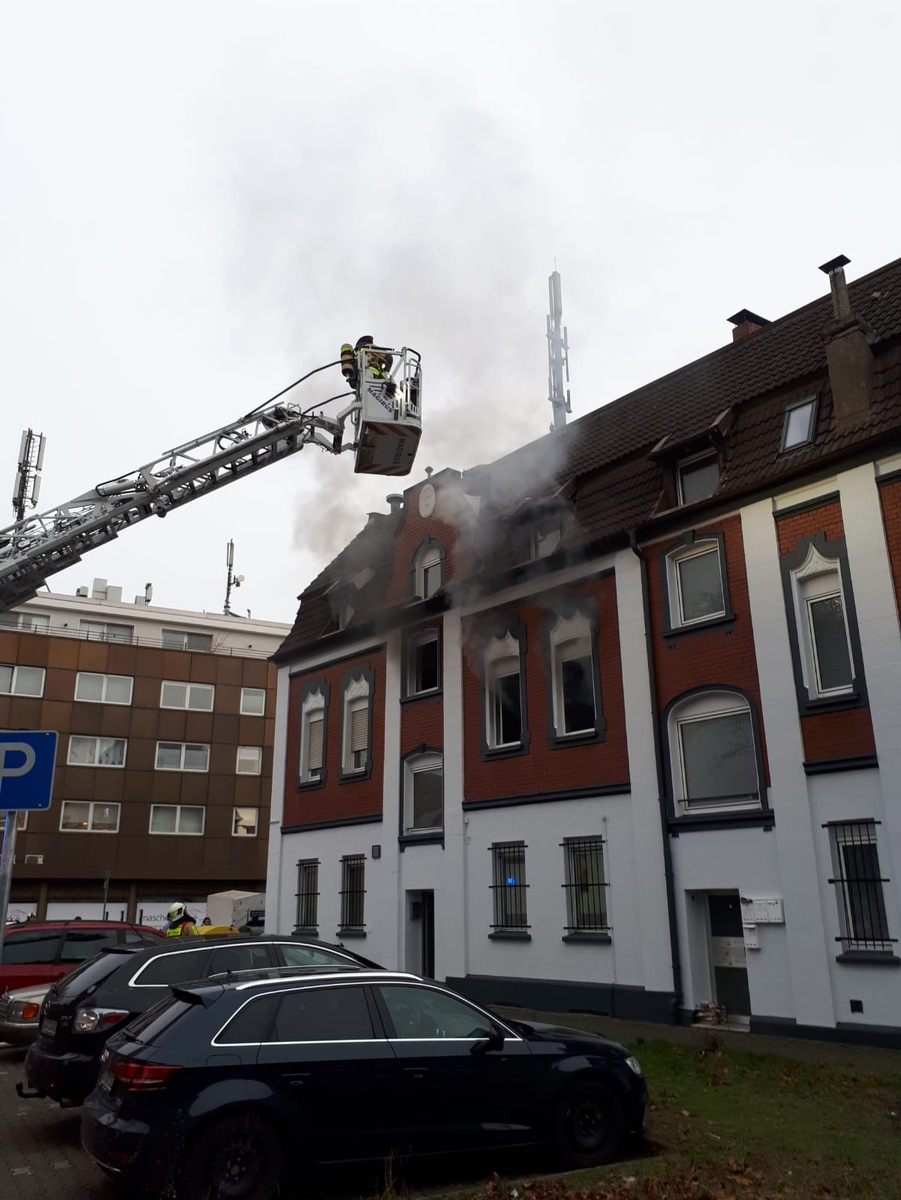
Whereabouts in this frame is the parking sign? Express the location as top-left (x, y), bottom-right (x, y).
top-left (0, 731), bottom-right (58, 810)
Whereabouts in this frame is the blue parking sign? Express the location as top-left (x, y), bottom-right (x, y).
top-left (0, 731), bottom-right (58, 811)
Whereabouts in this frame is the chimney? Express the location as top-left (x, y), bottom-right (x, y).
top-left (386, 494), bottom-right (404, 515)
top-left (819, 255), bottom-right (874, 431)
top-left (728, 309), bottom-right (771, 342)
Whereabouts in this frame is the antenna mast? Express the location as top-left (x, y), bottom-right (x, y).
top-left (12, 429), bottom-right (46, 522)
top-left (224, 539), bottom-right (244, 616)
top-left (546, 270), bottom-right (571, 431)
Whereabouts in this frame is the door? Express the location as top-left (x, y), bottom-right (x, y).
top-left (406, 890), bottom-right (436, 978)
top-left (0, 928), bottom-right (63, 991)
top-left (707, 892), bottom-right (751, 1017)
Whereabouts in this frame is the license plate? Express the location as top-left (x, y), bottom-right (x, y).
top-left (41, 1017), bottom-right (57, 1038)
top-left (98, 1068), bottom-right (113, 1093)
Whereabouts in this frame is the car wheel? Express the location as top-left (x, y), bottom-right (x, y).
top-left (183, 1113), bottom-right (283, 1200)
top-left (552, 1079), bottom-right (624, 1169)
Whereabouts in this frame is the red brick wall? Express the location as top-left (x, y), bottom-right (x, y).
top-left (401, 694), bottom-right (443, 756)
top-left (776, 499), bottom-right (844, 555)
top-left (383, 482), bottom-right (462, 607)
top-left (461, 575), bottom-right (629, 803)
top-left (283, 648), bottom-right (386, 827)
top-left (879, 478), bottom-right (901, 618)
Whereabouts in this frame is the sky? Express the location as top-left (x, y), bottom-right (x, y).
top-left (2, 0), bottom-right (900, 625)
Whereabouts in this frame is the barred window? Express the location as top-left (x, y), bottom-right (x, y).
top-left (562, 838), bottom-right (609, 932)
top-left (490, 842), bottom-right (529, 930)
top-left (826, 820), bottom-right (895, 951)
top-left (295, 859), bottom-right (320, 931)
top-left (340, 855), bottom-right (365, 930)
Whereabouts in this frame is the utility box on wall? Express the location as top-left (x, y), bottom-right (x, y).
top-left (741, 896), bottom-right (785, 924)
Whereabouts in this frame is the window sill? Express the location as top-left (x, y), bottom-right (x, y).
top-left (293, 926), bottom-right (319, 938)
top-left (804, 754), bottom-right (879, 775)
top-left (669, 808), bottom-right (774, 834)
top-left (797, 691), bottom-right (864, 715)
top-left (488, 930), bottom-right (531, 942)
top-left (295, 777), bottom-right (325, 792)
top-left (338, 767), bottom-right (372, 784)
top-left (400, 690), bottom-right (443, 705)
top-left (835, 950), bottom-right (900, 966)
top-left (399, 832), bottom-right (444, 851)
top-left (336, 927), bottom-right (367, 939)
top-left (562, 932), bottom-right (612, 945)
top-left (662, 613), bottom-right (735, 639)
top-left (549, 727), bottom-right (605, 749)
top-left (482, 741), bottom-right (530, 761)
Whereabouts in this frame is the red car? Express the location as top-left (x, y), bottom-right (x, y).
top-left (1, 921), bottom-right (163, 994)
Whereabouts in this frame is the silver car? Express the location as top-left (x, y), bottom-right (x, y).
top-left (0, 983), bottom-right (50, 1045)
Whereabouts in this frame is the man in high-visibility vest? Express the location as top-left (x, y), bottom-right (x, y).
top-left (165, 902), bottom-right (199, 936)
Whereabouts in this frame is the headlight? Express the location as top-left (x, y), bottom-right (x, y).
top-left (625, 1055), bottom-right (643, 1077)
top-left (74, 1008), bottom-right (130, 1034)
top-left (9, 1001), bottom-right (41, 1022)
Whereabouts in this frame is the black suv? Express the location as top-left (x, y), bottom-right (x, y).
top-left (22, 934), bottom-right (378, 1105)
top-left (81, 968), bottom-right (646, 1199)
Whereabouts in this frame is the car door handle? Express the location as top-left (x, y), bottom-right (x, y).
top-left (281, 1072), bottom-right (311, 1087)
top-left (403, 1067), bottom-right (430, 1080)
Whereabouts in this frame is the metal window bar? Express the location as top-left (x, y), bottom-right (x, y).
top-left (340, 854), bottom-right (366, 929)
top-left (294, 859), bottom-right (319, 930)
top-left (561, 837), bottom-right (609, 932)
top-left (490, 842), bottom-right (529, 929)
top-left (825, 820), bottom-right (896, 949)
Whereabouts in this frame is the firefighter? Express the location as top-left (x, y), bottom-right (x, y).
top-left (340, 342), bottom-right (358, 390)
top-left (355, 335), bottom-right (394, 380)
top-left (166, 901), bottom-right (199, 936)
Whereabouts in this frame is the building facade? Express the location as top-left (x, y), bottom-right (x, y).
top-left (266, 255), bottom-right (901, 1045)
top-left (1, 581), bottom-right (289, 928)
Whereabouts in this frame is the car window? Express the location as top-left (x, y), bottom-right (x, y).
top-left (54, 951), bottom-right (129, 997)
top-left (125, 930), bottom-right (161, 946)
top-left (278, 943), bottom-right (358, 969)
top-left (377, 984), bottom-right (495, 1040)
top-left (271, 985), bottom-right (374, 1042)
top-left (60, 928), bottom-right (121, 963)
top-left (217, 994), bottom-right (280, 1044)
top-left (208, 944), bottom-right (274, 976)
top-left (1, 930), bottom-right (62, 965)
top-left (128, 996), bottom-right (197, 1043)
top-left (133, 948), bottom-right (212, 986)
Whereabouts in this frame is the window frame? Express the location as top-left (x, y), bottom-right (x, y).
top-left (402, 750), bottom-right (444, 839)
top-left (59, 800), bottom-right (121, 833)
top-left (780, 394), bottom-right (819, 452)
top-left (676, 451), bottom-right (720, 506)
top-left (562, 837), bottom-right (610, 937)
top-left (240, 687), bottom-right (266, 716)
top-left (160, 628), bottom-right (212, 653)
top-left (339, 854), bottom-right (366, 933)
top-left (480, 620), bottom-right (529, 759)
top-left (74, 671), bottom-right (134, 705)
top-left (160, 680), bottom-right (215, 711)
top-left (154, 741), bottom-right (211, 772)
top-left (236, 745), bottom-right (263, 776)
top-left (67, 734), bottom-right (127, 769)
top-left (339, 666), bottom-right (373, 781)
top-left (232, 805), bottom-right (259, 837)
top-left (0, 663), bottom-right (46, 697)
top-left (489, 841), bottom-right (529, 936)
top-left (410, 537), bottom-right (446, 601)
top-left (149, 804), bottom-right (206, 836)
top-left (404, 625), bottom-right (441, 698)
top-left (295, 858), bottom-right (320, 932)
top-left (79, 619), bottom-right (134, 643)
top-left (297, 680), bottom-right (328, 788)
top-left (543, 603), bottom-right (604, 745)
top-left (661, 532), bottom-right (733, 635)
top-left (825, 819), bottom-right (897, 956)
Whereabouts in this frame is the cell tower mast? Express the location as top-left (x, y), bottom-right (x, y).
top-left (547, 269), bottom-right (571, 431)
top-left (12, 429), bottom-right (46, 522)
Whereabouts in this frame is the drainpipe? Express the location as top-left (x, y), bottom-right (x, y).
top-left (629, 529), bottom-right (684, 1021)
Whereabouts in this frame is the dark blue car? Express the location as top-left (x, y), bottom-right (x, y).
top-left (81, 967), bottom-right (646, 1199)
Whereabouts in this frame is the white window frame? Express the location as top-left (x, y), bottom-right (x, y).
top-left (60, 800), bottom-right (121, 834)
top-left (781, 395), bottom-right (818, 451)
top-left (413, 543), bottom-right (442, 599)
top-left (160, 628), bottom-right (212, 652)
top-left (789, 544), bottom-right (855, 701)
top-left (0, 663), bottom-right (46, 697)
top-left (484, 631), bottom-right (523, 750)
top-left (299, 688), bottom-right (325, 784)
top-left (154, 741), bottom-right (210, 772)
top-left (548, 613), bottom-right (597, 738)
top-left (828, 821), bottom-right (894, 952)
top-left (342, 677), bottom-right (370, 775)
top-left (236, 745), bottom-right (263, 776)
top-left (403, 752), bottom-right (444, 835)
top-left (19, 612), bottom-right (50, 633)
top-left (665, 540), bottom-right (726, 628)
top-left (676, 452), bottom-right (719, 506)
top-left (67, 735), bottom-right (127, 768)
top-left (406, 626), bottom-right (440, 696)
top-left (149, 804), bottom-right (206, 836)
top-left (74, 672), bottom-right (134, 705)
top-left (668, 691), bottom-right (761, 814)
top-left (240, 687), bottom-right (266, 716)
top-left (160, 680), bottom-right (215, 711)
top-left (232, 806), bottom-right (259, 837)
top-left (79, 619), bottom-right (134, 643)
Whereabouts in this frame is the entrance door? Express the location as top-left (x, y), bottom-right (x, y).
top-left (407, 890), bottom-right (436, 978)
top-left (707, 892), bottom-right (751, 1018)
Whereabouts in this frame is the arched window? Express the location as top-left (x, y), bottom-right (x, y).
top-left (484, 630), bottom-right (523, 750)
top-left (341, 669), bottom-right (372, 777)
top-left (787, 541), bottom-right (854, 701)
top-left (667, 690), bottom-right (761, 814)
top-left (298, 685), bottom-right (326, 785)
top-left (547, 610), bottom-right (599, 738)
top-left (412, 539), bottom-right (444, 600)
top-left (403, 752), bottom-right (443, 835)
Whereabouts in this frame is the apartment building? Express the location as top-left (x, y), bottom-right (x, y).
top-left (1, 581), bottom-right (289, 927)
top-left (264, 254), bottom-right (901, 1045)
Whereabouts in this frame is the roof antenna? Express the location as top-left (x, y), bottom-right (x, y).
top-left (547, 266), bottom-right (571, 431)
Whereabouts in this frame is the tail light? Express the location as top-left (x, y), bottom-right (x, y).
top-left (74, 1007), bottom-right (131, 1034)
top-left (113, 1059), bottom-right (182, 1091)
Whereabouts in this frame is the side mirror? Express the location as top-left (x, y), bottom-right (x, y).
top-left (471, 1025), bottom-right (506, 1055)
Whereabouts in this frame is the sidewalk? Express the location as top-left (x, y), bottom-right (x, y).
top-left (496, 1006), bottom-right (901, 1076)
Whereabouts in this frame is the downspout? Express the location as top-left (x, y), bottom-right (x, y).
top-left (629, 529), bottom-right (684, 1021)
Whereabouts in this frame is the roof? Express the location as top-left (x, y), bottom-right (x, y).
top-left (276, 255), bottom-right (901, 660)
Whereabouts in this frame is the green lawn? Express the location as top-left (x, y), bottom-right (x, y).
top-left (420, 1036), bottom-right (901, 1200)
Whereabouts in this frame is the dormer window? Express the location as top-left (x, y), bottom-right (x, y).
top-left (531, 518), bottom-right (561, 560)
top-left (781, 395), bottom-right (818, 452)
top-left (411, 538), bottom-right (445, 600)
top-left (677, 453), bottom-right (719, 506)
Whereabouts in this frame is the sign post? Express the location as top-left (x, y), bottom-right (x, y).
top-left (0, 731), bottom-right (58, 961)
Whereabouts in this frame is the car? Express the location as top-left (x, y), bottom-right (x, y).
top-left (21, 933), bottom-right (379, 1106)
top-left (81, 968), bottom-right (646, 1199)
top-left (0, 920), bottom-right (163, 994)
top-left (0, 982), bottom-right (51, 1045)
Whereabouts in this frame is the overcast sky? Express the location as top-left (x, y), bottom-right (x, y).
top-left (2, 1), bottom-right (899, 625)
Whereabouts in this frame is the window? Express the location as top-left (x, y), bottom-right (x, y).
top-left (547, 610), bottom-right (599, 739)
top-left (160, 680), bottom-right (215, 710)
top-left (339, 854), bottom-right (366, 930)
top-left (404, 753), bottom-right (443, 835)
top-left (236, 746), bottom-right (263, 775)
top-left (232, 806), bottom-right (259, 837)
top-left (19, 612), bottom-right (50, 633)
top-left (677, 454), bottom-right (719, 506)
top-left (149, 804), bottom-right (205, 835)
top-left (484, 629), bottom-right (524, 750)
top-left (377, 983), bottom-right (496, 1041)
top-left (17, 812), bottom-right (28, 832)
top-left (406, 626), bottom-right (440, 695)
top-left (562, 838), bottom-right (609, 932)
top-left (281, 943), bottom-right (360, 969)
top-left (781, 395), bottom-right (818, 451)
top-left (827, 821), bottom-right (895, 952)
top-left (531, 517), bottom-right (562, 560)
top-left (60, 800), bottom-right (120, 833)
top-left (0, 663), bottom-right (45, 697)
top-left (155, 741), bottom-right (210, 771)
top-left (786, 541), bottom-right (855, 702)
top-left (209, 943), bottom-right (274, 976)
top-left (67, 735), bottom-right (127, 768)
top-left (134, 948), bottom-right (212, 986)
top-left (665, 539), bottom-right (727, 628)
top-left (412, 539), bottom-right (444, 600)
top-left (298, 684), bottom-right (326, 785)
top-left (490, 842), bottom-right (529, 931)
top-left (161, 629), bottom-right (212, 652)
top-left (342, 672), bottom-right (371, 776)
top-left (59, 928), bottom-right (120, 962)
top-left (295, 859), bottom-right (320, 930)
top-left (80, 619), bottom-right (133, 643)
top-left (0, 929), bottom-right (61, 964)
top-left (217, 995), bottom-right (280, 1045)
top-left (74, 672), bottom-right (133, 704)
top-left (271, 985), bottom-right (374, 1042)
top-left (668, 691), bottom-right (761, 813)
top-left (240, 687), bottom-right (266, 716)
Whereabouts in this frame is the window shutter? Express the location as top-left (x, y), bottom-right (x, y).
top-left (350, 704), bottom-right (369, 753)
top-left (307, 717), bottom-right (324, 771)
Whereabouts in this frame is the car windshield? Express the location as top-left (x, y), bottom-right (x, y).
top-left (53, 950), bottom-right (132, 997)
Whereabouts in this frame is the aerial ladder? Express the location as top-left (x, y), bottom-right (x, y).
top-left (0, 343), bottom-right (422, 613)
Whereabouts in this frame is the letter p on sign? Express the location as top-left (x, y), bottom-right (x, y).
top-left (0, 731), bottom-right (58, 810)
